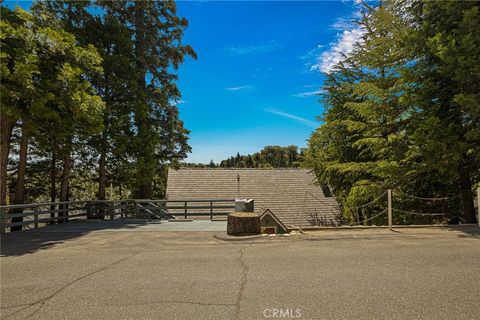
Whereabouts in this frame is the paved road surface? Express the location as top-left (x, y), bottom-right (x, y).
top-left (1, 221), bottom-right (479, 320)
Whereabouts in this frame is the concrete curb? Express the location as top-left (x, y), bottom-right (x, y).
top-left (213, 232), bottom-right (296, 242)
top-left (300, 234), bottom-right (480, 241)
top-left (213, 233), bottom-right (267, 241)
top-left (213, 230), bottom-right (480, 242)
top-left (290, 224), bottom-right (479, 231)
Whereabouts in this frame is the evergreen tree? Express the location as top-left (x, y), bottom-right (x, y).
top-left (305, 0), bottom-right (480, 223)
top-left (404, 1), bottom-right (480, 222)
top-left (217, 145), bottom-right (301, 168)
top-left (100, 1), bottom-right (196, 198)
top-left (1, 5), bottom-right (104, 227)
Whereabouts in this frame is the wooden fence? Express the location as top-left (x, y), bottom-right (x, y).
top-left (0, 199), bottom-right (235, 233)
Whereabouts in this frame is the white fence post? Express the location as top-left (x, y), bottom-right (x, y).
top-left (387, 189), bottom-right (392, 230)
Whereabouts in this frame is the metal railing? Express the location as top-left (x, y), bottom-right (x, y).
top-left (134, 199), bottom-right (235, 220)
top-left (0, 200), bottom-right (130, 233)
top-left (0, 199), bottom-right (236, 233)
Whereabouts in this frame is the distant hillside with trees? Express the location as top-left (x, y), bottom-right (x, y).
top-left (219, 145), bottom-right (304, 168)
top-left (180, 145), bottom-right (305, 168)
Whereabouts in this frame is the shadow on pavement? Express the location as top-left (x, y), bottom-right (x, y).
top-left (442, 225), bottom-right (480, 237)
top-left (0, 219), bottom-right (153, 257)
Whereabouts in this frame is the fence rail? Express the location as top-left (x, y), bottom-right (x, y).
top-left (134, 199), bottom-right (235, 220)
top-left (0, 199), bottom-right (235, 233)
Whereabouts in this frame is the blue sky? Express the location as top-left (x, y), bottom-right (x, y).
top-left (5, 1), bottom-right (361, 163)
top-left (174, 1), bottom-right (358, 163)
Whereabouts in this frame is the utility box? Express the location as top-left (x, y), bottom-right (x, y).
top-left (235, 198), bottom-right (254, 212)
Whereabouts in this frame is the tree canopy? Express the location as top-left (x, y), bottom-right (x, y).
top-left (304, 0), bottom-right (480, 223)
top-left (216, 145), bottom-right (304, 168)
top-left (1, 1), bottom-right (195, 209)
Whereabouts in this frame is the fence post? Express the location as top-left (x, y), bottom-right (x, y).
top-left (387, 189), bottom-right (392, 230)
top-left (184, 201), bottom-right (187, 219)
top-left (477, 188), bottom-right (480, 227)
top-left (34, 206), bottom-right (39, 229)
top-left (0, 206), bottom-right (5, 234)
top-left (50, 203), bottom-right (56, 225)
top-left (58, 204), bottom-right (63, 224)
top-left (110, 201), bottom-right (114, 220)
top-left (299, 191), bottom-right (307, 233)
top-left (63, 202), bottom-right (69, 223)
top-left (210, 201), bottom-right (213, 221)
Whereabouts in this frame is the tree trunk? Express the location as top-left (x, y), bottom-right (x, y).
top-left (458, 161), bottom-right (476, 223)
top-left (227, 212), bottom-right (260, 236)
top-left (137, 181), bottom-right (152, 199)
top-left (50, 145), bottom-right (57, 225)
top-left (98, 135), bottom-right (107, 219)
top-left (59, 152), bottom-right (72, 223)
top-left (0, 115), bottom-right (15, 205)
top-left (133, 2), bottom-right (153, 200)
top-left (98, 138), bottom-right (107, 200)
top-left (60, 153), bottom-right (71, 202)
top-left (99, 62), bottom-right (110, 201)
top-left (13, 123), bottom-right (28, 204)
top-left (11, 123), bottom-right (29, 231)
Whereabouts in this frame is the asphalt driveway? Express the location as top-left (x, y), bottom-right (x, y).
top-left (1, 223), bottom-right (479, 320)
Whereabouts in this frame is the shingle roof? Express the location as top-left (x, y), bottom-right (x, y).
top-left (166, 168), bottom-right (343, 227)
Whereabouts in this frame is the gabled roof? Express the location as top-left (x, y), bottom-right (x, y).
top-left (166, 168), bottom-right (342, 227)
top-left (260, 209), bottom-right (288, 232)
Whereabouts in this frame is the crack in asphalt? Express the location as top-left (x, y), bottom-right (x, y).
top-left (2, 250), bottom-right (144, 320)
top-left (21, 303), bottom-right (44, 320)
top-left (234, 246), bottom-right (250, 320)
top-left (3, 246), bottom-right (253, 319)
top-left (107, 299), bottom-right (235, 307)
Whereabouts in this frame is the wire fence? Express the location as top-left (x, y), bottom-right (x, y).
top-left (301, 188), bottom-right (479, 228)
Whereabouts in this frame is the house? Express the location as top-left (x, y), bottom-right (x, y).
top-left (166, 168), bottom-right (343, 228)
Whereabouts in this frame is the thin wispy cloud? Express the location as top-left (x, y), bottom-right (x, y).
top-left (225, 85), bottom-right (252, 91)
top-left (292, 90), bottom-right (325, 98)
top-left (299, 45), bottom-right (325, 60)
top-left (264, 108), bottom-right (318, 127)
top-left (330, 15), bottom-right (357, 31)
top-left (223, 41), bottom-right (282, 56)
top-left (300, 45), bottom-right (326, 70)
top-left (309, 8), bottom-right (364, 73)
top-left (311, 28), bottom-right (364, 73)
